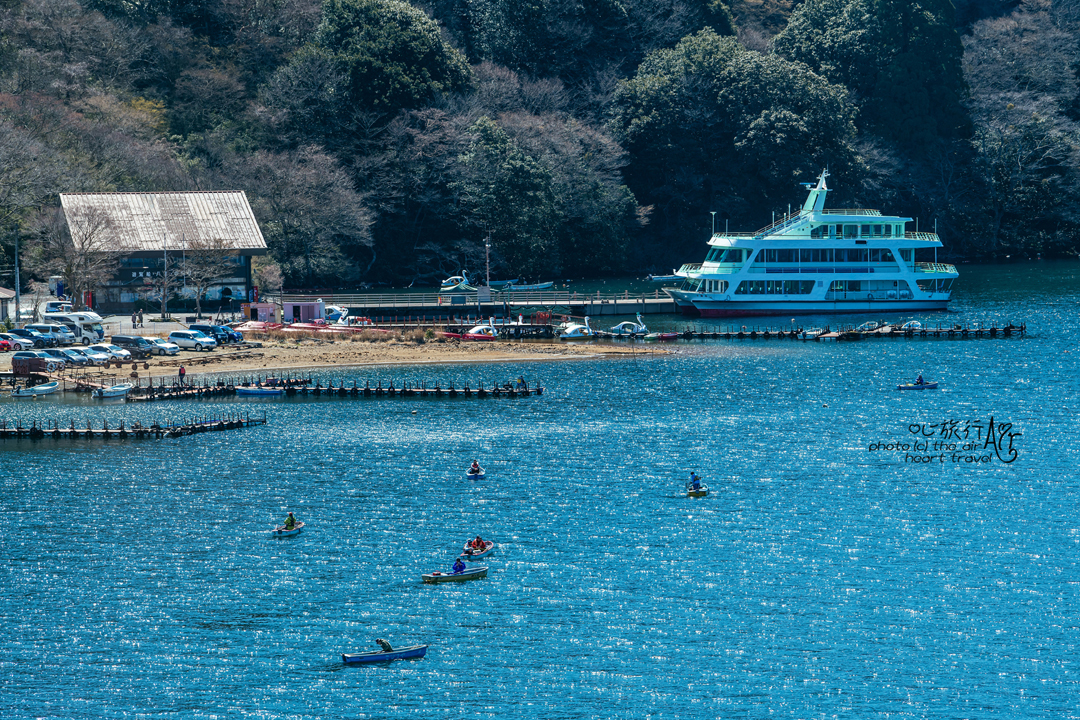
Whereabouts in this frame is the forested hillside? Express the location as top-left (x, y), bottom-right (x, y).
top-left (1, 0), bottom-right (1078, 289)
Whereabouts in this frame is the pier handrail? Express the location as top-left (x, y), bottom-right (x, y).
top-left (274, 289), bottom-right (674, 308)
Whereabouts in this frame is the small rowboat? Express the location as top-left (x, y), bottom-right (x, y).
top-left (466, 466), bottom-right (485, 480)
top-left (342, 644), bottom-right (428, 664)
top-left (460, 540), bottom-right (495, 560)
top-left (271, 521), bottom-right (304, 536)
top-left (686, 483), bottom-right (709, 497)
top-left (11, 381), bottom-right (60, 397)
top-left (92, 383), bottom-right (134, 399)
top-left (897, 382), bottom-right (939, 390)
top-left (236, 386), bottom-right (284, 396)
top-left (422, 566), bottom-right (488, 583)
top-left (644, 332), bottom-right (678, 341)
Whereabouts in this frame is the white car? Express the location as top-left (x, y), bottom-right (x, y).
top-left (145, 337), bottom-right (180, 356)
top-left (88, 343), bottom-right (132, 361)
top-left (0, 333), bottom-right (33, 351)
top-left (168, 330), bottom-right (217, 351)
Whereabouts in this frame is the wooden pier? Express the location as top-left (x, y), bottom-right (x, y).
top-left (665, 321), bottom-right (1026, 341)
top-left (0, 412), bottom-right (268, 440)
top-left (124, 375), bottom-right (544, 402)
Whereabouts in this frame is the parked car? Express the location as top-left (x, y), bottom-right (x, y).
top-left (168, 330), bottom-right (217, 351)
top-left (47, 348), bottom-right (90, 366)
top-left (0, 333), bottom-right (33, 351)
top-left (189, 324), bottom-right (236, 345)
top-left (69, 347), bottom-right (111, 366)
top-left (144, 337), bottom-right (180, 356)
top-left (9, 328), bottom-right (53, 348)
top-left (27, 323), bottom-right (76, 346)
top-left (43, 300), bottom-right (73, 314)
top-left (0, 338), bottom-right (9, 352)
top-left (88, 343), bottom-right (132, 361)
top-left (110, 335), bottom-right (155, 359)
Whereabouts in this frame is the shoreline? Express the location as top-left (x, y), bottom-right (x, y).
top-left (1, 336), bottom-right (670, 384)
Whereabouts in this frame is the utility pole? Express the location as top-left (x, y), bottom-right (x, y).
top-left (485, 234), bottom-right (491, 287)
top-left (710, 212), bottom-right (716, 236)
top-left (13, 228), bottom-right (20, 324)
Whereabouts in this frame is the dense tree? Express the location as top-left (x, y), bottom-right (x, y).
top-left (612, 29), bottom-right (857, 261)
top-left (773, 0), bottom-right (970, 149)
top-left (313, 0), bottom-right (471, 113)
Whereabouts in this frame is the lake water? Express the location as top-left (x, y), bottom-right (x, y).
top-left (4, 262), bottom-right (1078, 718)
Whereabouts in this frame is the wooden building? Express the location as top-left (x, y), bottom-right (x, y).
top-left (59, 191), bottom-right (268, 313)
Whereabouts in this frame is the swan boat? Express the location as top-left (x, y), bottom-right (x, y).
top-left (558, 316), bottom-right (595, 340)
top-left (422, 566), bottom-right (489, 583)
top-left (444, 318), bottom-right (498, 341)
top-left (342, 644), bottom-right (428, 664)
top-left (607, 313), bottom-right (648, 337)
top-left (440, 273), bottom-right (478, 294)
top-left (11, 381), bottom-right (60, 397)
top-left (665, 170), bottom-right (958, 317)
top-left (92, 383), bottom-right (134, 398)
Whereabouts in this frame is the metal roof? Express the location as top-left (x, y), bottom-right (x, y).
top-left (59, 191), bottom-right (267, 254)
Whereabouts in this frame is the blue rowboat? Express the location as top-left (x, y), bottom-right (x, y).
top-left (236, 386), bottom-right (284, 396)
top-left (271, 521), bottom-right (304, 537)
top-left (342, 644), bottom-right (428, 664)
top-left (422, 566), bottom-right (488, 583)
top-left (897, 382), bottom-right (939, 390)
top-left (466, 466), bottom-right (485, 480)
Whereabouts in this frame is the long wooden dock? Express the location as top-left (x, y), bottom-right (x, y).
top-left (664, 321), bottom-right (1026, 341)
top-left (0, 413), bottom-right (268, 440)
top-left (125, 376), bottom-right (544, 402)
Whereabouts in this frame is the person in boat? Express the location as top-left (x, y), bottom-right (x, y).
top-left (915, 374), bottom-right (924, 385)
top-left (469, 460), bottom-right (481, 474)
top-left (473, 535), bottom-right (485, 550)
top-left (452, 557), bottom-right (466, 574)
top-left (690, 472), bottom-right (701, 490)
top-left (284, 512), bottom-right (296, 530)
top-left (376, 638), bottom-right (393, 652)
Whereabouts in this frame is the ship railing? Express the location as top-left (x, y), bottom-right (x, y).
top-left (822, 209), bottom-right (882, 216)
top-left (752, 211), bottom-right (804, 239)
top-left (677, 263), bottom-right (702, 274)
top-left (905, 232), bottom-right (941, 242)
top-left (914, 262), bottom-right (957, 274)
top-left (744, 265), bottom-right (902, 274)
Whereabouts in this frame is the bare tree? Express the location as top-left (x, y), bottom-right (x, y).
top-left (253, 257), bottom-right (283, 299)
top-left (25, 206), bottom-right (122, 311)
top-left (182, 236), bottom-right (234, 319)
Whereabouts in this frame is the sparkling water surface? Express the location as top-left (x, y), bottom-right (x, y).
top-left (3, 262), bottom-right (1078, 718)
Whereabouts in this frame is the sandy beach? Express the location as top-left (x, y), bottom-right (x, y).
top-left (1, 332), bottom-right (669, 384)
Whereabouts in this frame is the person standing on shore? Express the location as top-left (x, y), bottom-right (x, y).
top-left (178, 365), bottom-right (186, 386)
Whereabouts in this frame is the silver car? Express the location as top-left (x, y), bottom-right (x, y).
top-left (145, 337), bottom-right (180, 355)
top-left (88, 344), bottom-right (132, 361)
top-left (69, 347), bottom-right (111, 366)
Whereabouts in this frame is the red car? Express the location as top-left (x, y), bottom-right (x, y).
top-left (0, 339), bottom-right (10, 352)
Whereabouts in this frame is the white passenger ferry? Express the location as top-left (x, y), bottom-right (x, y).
top-left (665, 171), bottom-right (958, 317)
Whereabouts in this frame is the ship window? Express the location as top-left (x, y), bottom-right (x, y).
top-left (873, 225), bottom-right (884, 237)
top-left (860, 224), bottom-right (871, 237)
top-left (896, 224), bottom-right (904, 237)
top-left (843, 224), bottom-right (858, 238)
top-left (881, 249), bottom-right (894, 262)
top-left (800, 249), bottom-right (830, 263)
top-left (706, 248), bottom-right (720, 262)
top-left (810, 225), bottom-right (823, 239)
top-left (829, 225), bottom-right (837, 238)
top-left (717, 248), bottom-right (747, 263)
top-left (899, 249), bottom-right (913, 263)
